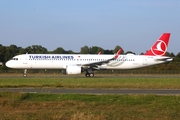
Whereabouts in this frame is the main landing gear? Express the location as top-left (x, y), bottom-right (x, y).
top-left (85, 68), bottom-right (94, 77)
top-left (85, 72), bottom-right (94, 77)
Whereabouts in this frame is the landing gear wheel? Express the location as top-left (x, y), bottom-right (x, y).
top-left (23, 74), bottom-right (27, 77)
top-left (85, 73), bottom-right (94, 77)
top-left (85, 68), bottom-right (95, 77)
top-left (89, 73), bottom-right (94, 77)
top-left (85, 73), bottom-right (90, 77)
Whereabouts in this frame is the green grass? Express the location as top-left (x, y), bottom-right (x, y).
top-left (0, 92), bottom-right (180, 120)
top-left (1, 74), bottom-right (180, 119)
top-left (0, 77), bottom-right (180, 89)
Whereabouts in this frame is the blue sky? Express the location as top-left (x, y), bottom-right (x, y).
top-left (0, 0), bottom-right (180, 54)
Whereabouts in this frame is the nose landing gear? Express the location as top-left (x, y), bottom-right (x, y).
top-left (23, 69), bottom-right (27, 77)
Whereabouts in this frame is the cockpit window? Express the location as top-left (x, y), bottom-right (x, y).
top-left (12, 58), bottom-right (18, 60)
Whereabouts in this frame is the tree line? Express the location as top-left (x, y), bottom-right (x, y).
top-left (0, 44), bottom-right (180, 72)
top-left (0, 44), bottom-right (123, 63)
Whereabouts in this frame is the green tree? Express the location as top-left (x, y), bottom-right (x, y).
top-left (173, 52), bottom-right (180, 62)
top-left (31, 45), bottom-right (48, 54)
top-left (80, 46), bottom-right (89, 54)
top-left (104, 49), bottom-right (113, 54)
top-left (9, 45), bottom-right (19, 56)
top-left (18, 47), bottom-right (26, 54)
top-left (176, 52), bottom-right (180, 58)
top-left (113, 45), bottom-right (124, 54)
top-left (52, 47), bottom-right (66, 54)
top-left (113, 45), bottom-right (121, 53)
top-left (169, 52), bottom-right (175, 57)
top-left (89, 46), bottom-right (104, 54)
top-left (67, 50), bottom-right (75, 54)
top-left (25, 45), bottom-right (48, 54)
top-left (4, 47), bottom-right (12, 62)
top-left (25, 46), bottom-right (33, 54)
top-left (0, 45), bottom-right (6, 62)
top-left (125, 51), bottom-right (135, 54)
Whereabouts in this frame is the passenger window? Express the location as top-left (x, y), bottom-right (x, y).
top-left (12, 58), bottom-right (18, 60)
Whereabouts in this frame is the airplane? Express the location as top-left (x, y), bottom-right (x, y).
top-left (6, 33), bottom-right (172, 77)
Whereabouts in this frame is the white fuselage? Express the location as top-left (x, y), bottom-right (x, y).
top-left (5, 54), bottom-right (172, 70)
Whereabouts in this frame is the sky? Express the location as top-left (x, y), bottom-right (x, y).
top-left (0, 0), bottom-right (180, 54)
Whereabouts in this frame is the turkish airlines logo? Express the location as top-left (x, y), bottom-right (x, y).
top-left (151, 40), bottom-right (167, 56)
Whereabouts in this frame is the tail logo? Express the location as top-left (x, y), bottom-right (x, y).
top-left (151, 40), bottom-right (167, 56)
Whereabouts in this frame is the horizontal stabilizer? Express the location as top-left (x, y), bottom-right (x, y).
top-left (155, 57), bottom-right (173, 62)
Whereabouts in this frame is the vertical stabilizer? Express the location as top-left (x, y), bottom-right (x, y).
top-left (144, 33), bottom-right (170, 56)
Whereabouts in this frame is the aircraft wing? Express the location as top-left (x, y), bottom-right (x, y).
top-left (82, 48), bottom-right (122, 69)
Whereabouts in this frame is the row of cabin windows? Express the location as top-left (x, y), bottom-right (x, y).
top-left (29, 59), bottom-right (135, 61)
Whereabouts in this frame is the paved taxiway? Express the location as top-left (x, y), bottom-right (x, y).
top-left (0, 88), bottom-right (180, 95)
top-left (1, 74), bottom-right (180, 78)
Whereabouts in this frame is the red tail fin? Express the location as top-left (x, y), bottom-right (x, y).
top-left (144, 33), bottom-right (170, 56)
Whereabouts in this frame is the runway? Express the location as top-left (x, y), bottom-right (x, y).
top-left (1, 74), bottom-right (180, 79)
top-left (0, 88), bottom-right (180, 95)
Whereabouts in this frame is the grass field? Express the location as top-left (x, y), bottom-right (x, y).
top-left (1, 92), bottom-right (180, 120)
top-left (0, 74), bottom-right (180, 89)
top-left (1, 74), bottom-right (180, 119)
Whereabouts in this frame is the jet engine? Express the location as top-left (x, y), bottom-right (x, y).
top-left (62, 65), bottom-right (82, 74)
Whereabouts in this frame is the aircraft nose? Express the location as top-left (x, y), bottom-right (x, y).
top-left (5, 61), bottom-right (10, 68)
top-left (5, 61), bottom-right (14, 68)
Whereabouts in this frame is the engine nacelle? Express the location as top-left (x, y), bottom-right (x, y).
top-left (65, 65), bottom-right (82, 74)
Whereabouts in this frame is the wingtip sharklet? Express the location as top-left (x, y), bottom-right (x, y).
top-left (114, 48), bottom-right (123, 58)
